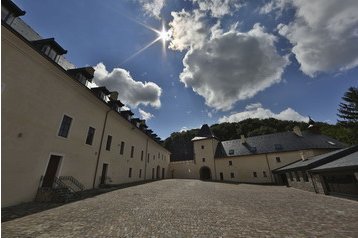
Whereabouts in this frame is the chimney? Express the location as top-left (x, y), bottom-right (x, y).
top-left (293, 126), bottom-right (302, 137)
top-left (240, 134), bottom-right (246, 144)
top-left (109, 91), bottom-right (118, 101)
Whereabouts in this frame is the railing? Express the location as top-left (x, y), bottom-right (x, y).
top-left (59, 176), bottom-right (85, 192)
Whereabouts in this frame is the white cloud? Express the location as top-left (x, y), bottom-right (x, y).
top-left (169, 10), bottom-right (207, 51)
top-left (277, 0), bottom-right (358, 77)
top-left (139, 0), bottom-right (165, 19)
top-left (179, 23), bottom-right (289, 111)
top-left (93, 62), bottom-right (162, 108)
top-left (179, 126), bottom-right (189, 132)
top-left (138, 108), bottom-right (154, 121)
top-left (259, 0), bottom-right (290, 16)
top-left (218, 103), bottom-right (308, 123)
top-left (192, 0), bottom-right (241, 18)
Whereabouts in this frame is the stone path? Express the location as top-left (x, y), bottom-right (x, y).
top-left (2, 179), bottom-right (358, 237)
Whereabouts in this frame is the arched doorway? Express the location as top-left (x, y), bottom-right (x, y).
top-left (156, 166), bottom-right (161, 179)
top-left (200, 166), bottom-right (211, 180)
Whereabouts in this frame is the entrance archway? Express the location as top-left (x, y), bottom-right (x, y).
top-left (200, 166), bottom-right (212, 180)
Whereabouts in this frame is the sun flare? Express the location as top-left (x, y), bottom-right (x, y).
top-left (158, 26), bottom-right (172, 42)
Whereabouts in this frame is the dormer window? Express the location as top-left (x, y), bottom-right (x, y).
top-left (229, 149), bottom-right (234, 155)
top-left (67, 67), bottom-right (95, 86)
top-left (274, 144), bottom-right (283, 151)
top-left (1, 0), bottom-right (25, 25)
top-left (32, 38), bottom-right (67, 63)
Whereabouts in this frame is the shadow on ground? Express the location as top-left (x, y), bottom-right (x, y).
top-left (1, 180), bottom-right (156, 222)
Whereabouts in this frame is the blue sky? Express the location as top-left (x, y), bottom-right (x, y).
top-left (14, 0), bottom-right (358, 139)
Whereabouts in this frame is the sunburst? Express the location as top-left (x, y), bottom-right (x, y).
top-left (122, 21), bottom-right (172, 64)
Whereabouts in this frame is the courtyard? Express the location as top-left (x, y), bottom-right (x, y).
top-left (2, 179), bottom-right (358, 237)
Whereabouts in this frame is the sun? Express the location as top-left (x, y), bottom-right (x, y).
top-left (158, 26), bottom-right (172, 43)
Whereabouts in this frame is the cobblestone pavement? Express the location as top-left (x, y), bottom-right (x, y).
top-left (2, 179), bottom-right (358, 237)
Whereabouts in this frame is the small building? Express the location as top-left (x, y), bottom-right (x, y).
top-left (274, 146), bottom-right (358, 199)
top-left (310, 151), bottom-right (358, 199)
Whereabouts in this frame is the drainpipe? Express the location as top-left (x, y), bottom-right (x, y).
top-left (92, 109), bottom-right (111, 189)
top-left (144, 137), bottom-right (149, 180)
top-left (265, 154), bottom-right (274, 183)
top-left (212, 139), bottom-right (217, 180)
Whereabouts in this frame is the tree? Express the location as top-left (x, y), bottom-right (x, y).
top-left (337, 87), bottom-right (358, 125)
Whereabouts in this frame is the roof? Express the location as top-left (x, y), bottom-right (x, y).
top-left (310, 151), bottom-right (358, 172)
top-left (192, 124), bottom-right (217, 141)
top-left (275, 145), bottom-right (358, 172)
top-left (67, 67), bottom-right (95, 81)
top-left (3, 0), bottom-right (26, 17)
top-left (91, 87), bottom-right (110, 95)
top-left (32, 38), bottom-right (67, 55)
top-left (215, 130), bottom-right (347, 158)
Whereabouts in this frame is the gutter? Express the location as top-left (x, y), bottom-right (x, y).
top-left (92, 108), bottom-right (111, 188)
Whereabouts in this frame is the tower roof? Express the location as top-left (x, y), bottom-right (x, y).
top-left (192, 124), bottom-right (217, 141)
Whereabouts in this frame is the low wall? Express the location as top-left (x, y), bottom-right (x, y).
top-left (169, 160), bottom-right (199, 179)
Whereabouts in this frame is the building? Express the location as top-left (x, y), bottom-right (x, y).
top-left (169, 124), bottom-right (347, 184)
top-left (2, 0), bottom-right (170, 208)
top-left (275, 146), bottom-right (358, 199)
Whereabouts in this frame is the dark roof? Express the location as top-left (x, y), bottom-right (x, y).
top-left (67, 67), bottom-right (95, 81)
top-left (131, 118), bottom-right (141, 123)
top-left (197, 124), bottom-right (217, 138)
top-left (310, 151), bottom-right (358, 172)
top-left (215, 131), bottom-right (347, 158)
top-left (32, 38), bottom-right (67, 55)
top-left (2, 0), bottom-right (26, 17)
top-left (108, 100), bottom-right (124, 108)
top-left (275, 145), bottom-right (358, 172)
top-left (91, 87), bottom-right (110, 95)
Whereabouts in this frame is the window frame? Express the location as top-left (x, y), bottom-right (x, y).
top-left (58, 115), bottom-right (72, 138)
top-left (85, 127), bottom-right (96, 145)
top-left (120, 141), bottom-right (125, 155)
top-left (105, 135), bottom-right (112, 151)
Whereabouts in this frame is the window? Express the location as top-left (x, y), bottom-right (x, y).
top-left (229, 161), bottom-right (233, 166)
top-left (249, 146), bottom-right (257, 153)
top-left (263, 171), bottom-right (267, 177)
top-left (253, 172), bottom-right (257, 177)
top-left (130, 146), bottom-right (134, 158)
top-left (139, 169), bottom-right (142, 178)
top-left (120, 141), bottom-right (125, 155)
top-left (128, 168), bottom-right (132, 178)
top-left (141, 151), bottom-right (144, 161)
top-left (58, 115), bottom-right (72, 138)
top-left (230, 173), bottom-right (235, 178)
top-left (201, 145), bottom-right (204, 149)
top-left (288, 172), bottom-right (293, 181)
top-left (202, 158), bottom-right (205, 162)
top-left (153, 155), bottom-right (155, 160)
top-left (106, 135), bottom-right (112, 151)
top-left (294, 171), bottom-right (300, 181)
top-left (147, 154), bottom-right (150, 163)
top-left (220, 173), bottom-right (223, 180)
top-left (85, 127), bottom-right (95, 145)
top-left (158, 152), bottom-right (160, 158)
top-left (152, 168), bottom-right (155, 179)
top-left (302, 171), bottom-right (309, 182)
top-left (274, 144), bottom-right (283, 151)
top-left (229, 149), bottom-right (234, 155)
top-left (276, 157), bottom-right (281, 163)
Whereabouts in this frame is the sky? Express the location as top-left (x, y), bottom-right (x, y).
top-left (13, 0), bottom-right (358, 139)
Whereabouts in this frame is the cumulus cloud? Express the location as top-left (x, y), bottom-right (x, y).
top-left (218, 103), bottom-right (308, 123)
top-left (276, 0), bottom-right (358, 77)
top-left (192, 0), bottom-right (241, 18)
top-left (259, 0), bottom-right (290, 15)
top-left (138, 108), bottom-right (154, 121)
top-left (93, 63), bottom-right (162, 108)
top-left (169, 10), bottom-right (208, 51)
top-left (139, 0), bottom-right (165, 19)
top-left (179, 23), bottom-right (289, 111)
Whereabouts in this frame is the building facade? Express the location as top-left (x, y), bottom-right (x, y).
top-left (2, 1), bottom-right (170, 207)
top-left (169, 124), bottom-right (347, 185)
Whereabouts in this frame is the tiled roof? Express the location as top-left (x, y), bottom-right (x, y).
top-left (274, 145), bottom-right (358, 172)
top-left (215, 131), bottom-right (347, 158)
top-left (310, 151), bottom-right (358, 172)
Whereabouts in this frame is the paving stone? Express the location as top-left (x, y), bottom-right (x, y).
top-left (2, 179), bottom-right (358, 237)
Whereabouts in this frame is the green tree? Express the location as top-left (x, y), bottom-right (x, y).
top-left (337, 87), bottom-right (358, 125)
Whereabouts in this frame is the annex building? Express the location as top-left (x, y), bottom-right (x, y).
top-left (2, 0), bottom-right (170, 208)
